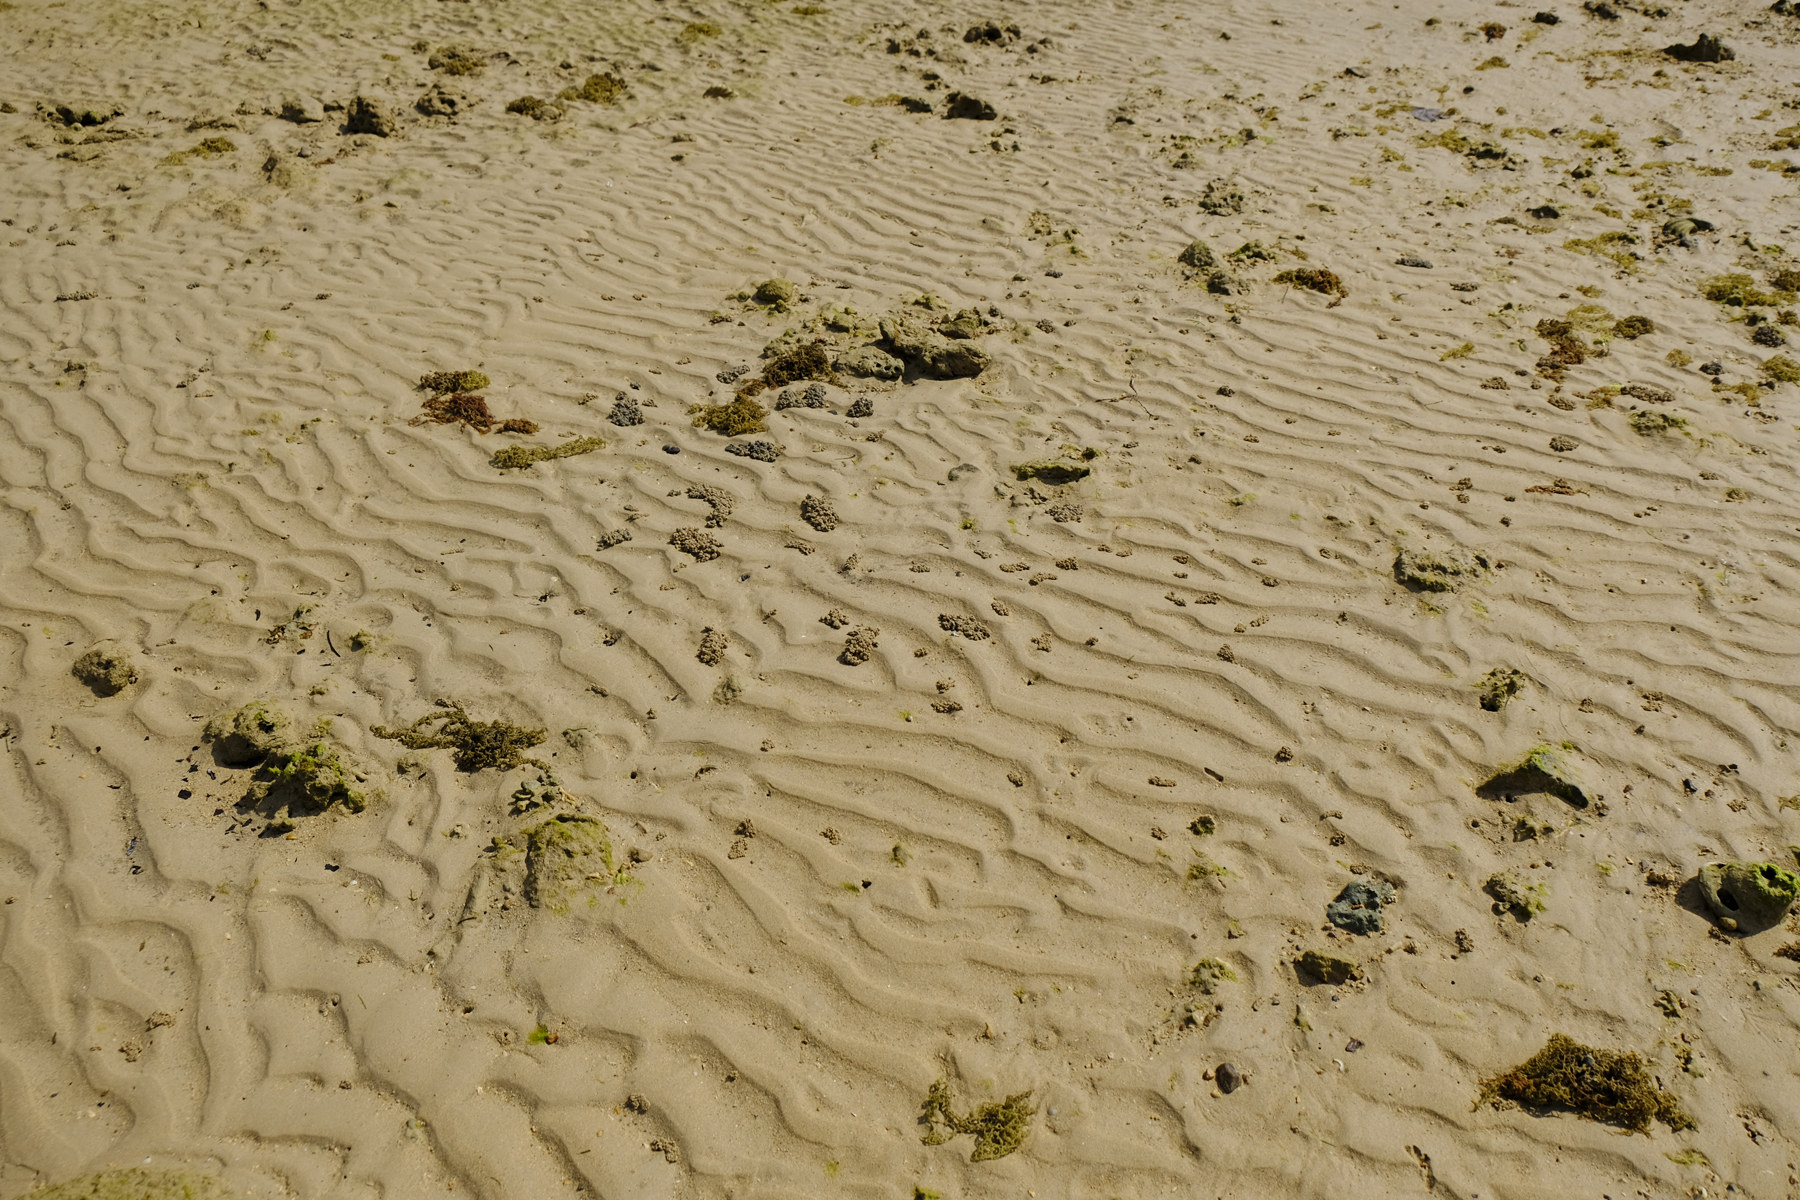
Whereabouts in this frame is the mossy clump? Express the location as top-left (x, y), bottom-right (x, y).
top-left (1228, 240), bottom-right (1276, 263)
top-left (372, 701), bottom-right (546, 772)
top-left (505, 95), bottom-right (563, 121)
top-left (1479, 742), bottom-right (1589, 808)
top-left (491, 435), bottom-right (605, 469)
top-left (1177, 240), bottom-right (1217, 272)
top-left (419, 369), bottom-right (490, 393)
top-left (1697, 860), bottom-right (1799, 932)
top-left (919, 1079), bottom-right (1035, 1162)
top-left (561, 73), bottom-right (626, 105)
top-left (257, 736), bottom-right (367, 813)
top-left (1297, 948), bottom-right (1362, 985)
top-left (1700, 273), bottom-right (1791, 307)
top-left (31, 1169), bottom-right (225, 1200)
top-left (427, 46), bottom-right (484, 75)
top-left (1762, 354), bottom-right (1800, 384)
top-left (1188, 957), bottom-right (1238, 994)
top-left (1629, 409), bottom-right (1688, 435)
top-left (1012, 460), bottom-right (1091, 484)
top-left (1478, 1033), bottom-right (1693, 1133)
top-left (692, 395), bottom-right (769, 436)
top-left (72, 645), bottom-right (137, 695)
top-left (1477, 667), bottom-right (1528, 711)
top-left (524, 813), bottom-right (616, 911)
top-left (1535, 318), bottom-right (1587, 367)
top-left (1394, 544), bottom-right (1490, 592)
top-left (1612, 314), bottom-right (1655, 339)
top-left (677, 20), bottom-right (722, 44)
top-left (1273, 267), bottom-right (1347, 297)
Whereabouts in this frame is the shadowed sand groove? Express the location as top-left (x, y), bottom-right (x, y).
top-left (5, 0), bottom-right (1800, 1197)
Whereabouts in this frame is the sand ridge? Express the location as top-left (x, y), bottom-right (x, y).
top-left (3, 0), bottom-right (1800, 1196)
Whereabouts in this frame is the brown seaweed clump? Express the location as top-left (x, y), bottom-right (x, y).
top-left (1478, 1033), bottom-right (1692, 1132)
top-left (1612, 314), bottom-right (1655, 339)
top-left (750, 342), bottom-right (833, 392)
top-left (919, 1079), bottom-right (1035, 1161)
top-left (372, 701), bottom-right (546, 772)
top-left (413, 392), bottom-right (498, 432)
top-left (692, 395), bottom-right (769, 435)
top-left (1273, 267), bottom-right (1348, 298)
top-left (427, 46), bottom-right (485, 75)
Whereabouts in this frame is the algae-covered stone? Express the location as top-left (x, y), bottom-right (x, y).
top-left (205, 700), bottom-right (292, 765)
top-left (524, 813), bottom-right (615, 911)
top-left (1395, 544), bottom-right (1490, 592)
top-left (1479, 742), bottom-right (1589, 809)
top-left (1325, 879), bottom-right (1395, 935)
top-left (751, 278), bottom-right (796, 311)
top-left (1297, 948), bottom-right (1362, 985)
top-left (1698, 860), bottom-right (1799, 932)
top-left (1485, 871), bottom-right (1547, 920)
top-left (940, 308), bottom-right (985, 339)
top-left (835, 343), bottom-right (904, 380)
top-left (72, 644), bottom-right (137, 696)
top-left (1178, 240), bottom-right (1217, 272)
top-left (254, 737), bottom-right (368, 813)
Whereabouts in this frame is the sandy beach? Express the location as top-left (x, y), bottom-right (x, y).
top-left (4, 0), bottom-right (1800, 1196)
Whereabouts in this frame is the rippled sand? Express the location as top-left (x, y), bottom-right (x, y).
top-left (5, 0), bottom-right (1800, 1196)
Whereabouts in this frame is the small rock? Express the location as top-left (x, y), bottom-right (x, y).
top-left (1529, 204), bottom-right (1561, 219)
top-left (835, 343), bottom-right (904, 381)
top-left (725, 441), bottom-right (778, 462)
top-left (1326, 879), bottom-right (1395, 935)
top-left (343, 95), bottom-right (397, 136)
top-left (1699, 361), bottom-right (1724, 375)
top-left (1396, 255), bottom-right (1433, 269)
top-left (1216, 1062), bottom-right (1243, 1093)
top-left (281, 95), bottom-right (325, 123)
top-left (846, 395), bottom-right (874, 418)
top-left (1697, 861), bottom-right (1799, 932)
top-left (1664, 33), bottom-right (1733, 62)
top-left (1548, 435), bottom-right (1579, 452)
top-left (416, 84), bottom-right (473, 117)
top-left (942, 92), bottom-right (997, 120)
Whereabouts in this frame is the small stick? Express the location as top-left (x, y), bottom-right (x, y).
top-left (326, 630), bottom-right (341, 657)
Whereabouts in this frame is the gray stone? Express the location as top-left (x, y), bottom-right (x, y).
top-left (835, 343), bottom-right (904, 381)
top-left (281, 95), bottom-right (325, 123)
top-left (1325, 879), bottom-right (1395, 935)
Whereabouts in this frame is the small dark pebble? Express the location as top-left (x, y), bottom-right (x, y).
top-left (1216, 1062), bottom-right (1242, 1093)
top-left (1528, 204), bottom-right (1560, 219)
top-left (1217, 385), bottom-right (1234, 396)
top-left (1045, 268), bottom-right (1063, 278)
top-left (726, 440), bottom-right (778, 462)
top-left (1345, 1038), bottom-right (1363, 1053)
top-left (1397, 255), bottom-right (1433, 269)
top-left (1699, 361), bottom-right (1724, 375)
top-left (1344, 66), bottom-right (1368, 78)
top-left (662, 444), bottom-right (681, 454)
top-left (1533, 10), bottom-right (1560, 24)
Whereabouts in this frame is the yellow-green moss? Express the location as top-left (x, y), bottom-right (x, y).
top-left (1273, 266), bottom-right (1348, 297)
top-left (524, 813), bottom-right (616, 911)
top-left (31, 1169), bottom-right (224, 1200)
top-left (919, 1079), bottom-right (1035, 1161)
top-left (418, 369), bottom-right (489, 393)
top-left (692, 395), bottom-right (769, 435)
top-left (491, 435), bottom-right (605, 469)
top-left (1478, 1033), bottom-right (1693, 1132)
top-left (372, 701), bottom-right (546, 771)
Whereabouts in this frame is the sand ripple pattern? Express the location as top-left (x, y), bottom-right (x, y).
top-left (3, 0), bottom-right (1800, 1196)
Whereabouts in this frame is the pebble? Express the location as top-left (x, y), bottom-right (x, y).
top-left (1216, 1062), bottom-right (1242, 1093)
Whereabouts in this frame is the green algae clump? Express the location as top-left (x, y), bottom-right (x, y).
top-left (1612, 314), bottom-right (1655, 339)
top-left (750, 278), bottom-right (797, 311)
top-left (372, 701), bottom-right (546, 771)
top-left (561, 73), bottom-right (626, 105)
top-left (1478, 1033), bottom-right (1693, 1133)
top-left (919, 1079), bottom-right (1035, 1162)
top-left (524, 813), bottom-right (616, 911)
top-left (261, 736), bottom-right (366, 812)
top-left (1188, 957), bottom-right (1238, 993)
top-left (419, 369), bottom-right (490, 393)
top-left (692, 395), bottom-right (769, 435)
top-left (491, 435), bottom-right (605, 469)
top-left (1629, 409), bottom-right (1688, 435)
top-left (1485, 870), bottom-right (1548, 919)
top-left (1701, 273), bottom-right (1791, 307)
top-left (72, 645), bottom-right (137, 695)
top-left (32, 1168), bottom-right (225, 1200)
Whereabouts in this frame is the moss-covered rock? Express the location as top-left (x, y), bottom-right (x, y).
top-left (1296, 948), bottom-right (1361, 985)
top-left (205, 700), bottom-right (292, 765)
top-left (1394, 544), bottom-right (1490, 592)
top-left (835, 343), bottom-right (904, 380)
top-left (1485, 871), bottom-right (1548, 920)
top-left (1698, 860), bottom-right (1799, 932)
top-left (254, 737), bottom-right (368, 813)
top-left (1479, 742), bottom-right (1589, 808)
top-left (1325, 879), bottom-right (1395, 935)
top-left (879, 315), bottom-right (989, 379)
top-left (524, 813), bottom-right (615, 911)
